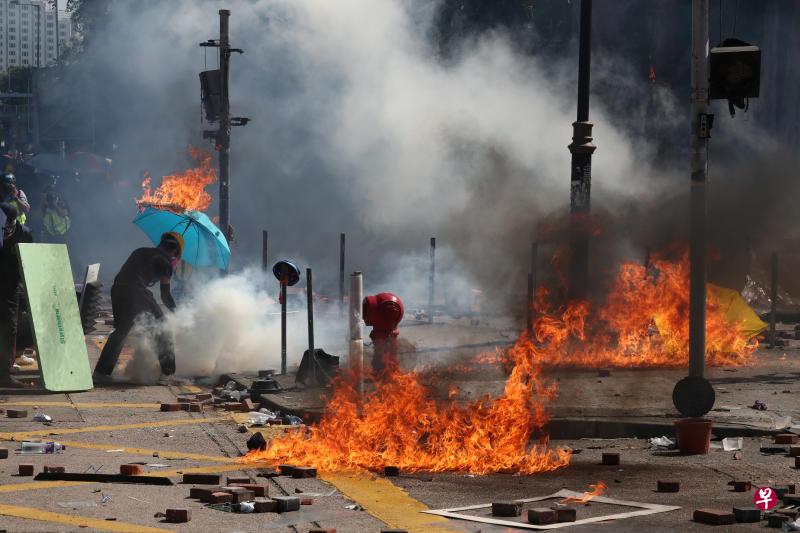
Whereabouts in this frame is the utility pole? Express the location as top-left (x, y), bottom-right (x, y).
top-left (567, 0), bottom-right (595, 301)
top-left (673, 0), bottom-right (715, 420)
top-left (200, 9), bottom-right (247, 245)
top-left (688, 0), bottom-right (710, 379)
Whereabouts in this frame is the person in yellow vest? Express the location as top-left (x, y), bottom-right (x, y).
top-left (1, 173), bottom-right (29, 226)
top-left (41, 188), bottom-right (71, 244)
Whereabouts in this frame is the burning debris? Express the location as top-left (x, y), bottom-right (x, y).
top-left (137, 146), bottom-right (217, 213)
top-left (560, 481), bottom-right (608, 505)
top-left (240, 334), bottom-right (571, 475)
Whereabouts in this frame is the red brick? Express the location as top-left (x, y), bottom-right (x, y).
top-left (776, 434), bottom-right (798, 445)
top-left (492, 501), bottom-right (522, 517)
top-left (601, 453), bottom-right (620, 466)
top-left (18, 464), bottom-right (34, 476)
top-left (195, 393), bottom-right (213, 401)
top-left (790, 484), bottom-right (797, 494)
top-left (383, 466), bottom-right (400, 477)
top-left (291, 466), bottom-right (317, 478)
top-left (693, 508), bottom-right (735, 525)
top-left (165, 508), bottom-right (191, 523)
top-left (120, 464), bottom-right (142, 476)
top-left (226, 476), bottom-right (250, 485)
top-left (527, 508), bottom-right (557, 525)
top-left (657, 480), bottom-right (680, 493)
top-left (7, 409), bottom-right (27, 418)
top-left (242, 398), bottom-right (256, 411)
top-left (44, 466), bottom-right (65, 474)
top-left (176, 397), bottom-right (192, 403)
top-left (0, 448), bottom-right (8, 459)
top-left (790, 446), bottom-right (800, 457)
top-left (189, 487), bottom-right (217, 500)
top-left (229, 483), bottom-right (267, 497)
top-left (254, 498), bottom-right (278, 513)
top-left (551, 506), bottom-right (576, 522)
top-left (732, 480), bottom-right (751, 492)
top-left (768, 514), bottom-right (790, 528)
top-left (224, 402), bottom-right (246, 412)
top-left (208, 492), bottom-right (233, 504)
top-left (185, 403), bottom-right (203, 413)
top-left (300, 498), bottom-right (314, 505)
top-left (308, 529), bottom-right (336, 533)
top-left (221, 487), bottom-right (255, 503)
top-left (732, 507), bottom-right (761, 523)
top-left (160, 403), bottom-right (182, 412)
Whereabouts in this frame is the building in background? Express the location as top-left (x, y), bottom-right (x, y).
top-left (0, 0), bottom-right (72, 72)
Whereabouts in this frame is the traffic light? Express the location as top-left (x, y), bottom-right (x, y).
top-left (710, 38), bottom-right (761, 116)
top-left (199, 70), bottom-right (222, 123)
top-left (78, 281), bottom-right (103, 334)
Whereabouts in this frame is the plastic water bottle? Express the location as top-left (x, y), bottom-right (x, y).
top-left (20, 441), bottom-right (66, 454)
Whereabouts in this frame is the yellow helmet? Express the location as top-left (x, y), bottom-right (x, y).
top-left (161, 231), bottom-right (184, 257)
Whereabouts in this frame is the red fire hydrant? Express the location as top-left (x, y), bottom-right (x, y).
top-left (363, 292), bottom-right (404, 374)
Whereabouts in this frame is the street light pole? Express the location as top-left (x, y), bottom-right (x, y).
top-left (567, 0), bottom-right (595, 301)
top-left (218, 9), bottom-right (231, 243)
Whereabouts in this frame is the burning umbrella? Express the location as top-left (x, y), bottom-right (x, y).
top-left (133, 207), bottom-right (230, 270)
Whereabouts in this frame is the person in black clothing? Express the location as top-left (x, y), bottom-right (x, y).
top-left (0, 202), bottom-right (33, 388)
top-left (92, 232), bottom-right (183, 384)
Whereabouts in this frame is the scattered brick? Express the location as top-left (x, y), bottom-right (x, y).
top-left (267, 418), bottom-right (287, 425)
top-left (208, 492), bottom-right (233, 504)
top-left (160, 403), bottom-right (182, 412)
top-left (527, 508), bottom-right (557, 525)
top-left (732, 507), bottom-right (761, 523)
top-left (551, 506), bottom-right (576, 523)
top-left (657, 480), bottom-right (680, 493)
top-left (18, 464), bottom-right (34, 476)
top-left (195, 393), bottom-right (213, 401)
top-left (790, 446), bottom-right (800, 457)
top-left (768, 513), bottom-right (790, 528)
top-left (383, 466), bottom-right (400, 477)
top-left (221, 487), bottom-right (255, 504)
top-left (300, 498), bottom-right (314, 505)
top-left (120, 464), bottom-right (143, 476)
top-left (0, 448), bottom-right (8, 459)
top-left (693, 509), bottom-right (735, 525)
top-left (258, 369), bottom-right (275, 377)
top-left (44, 466), bottom-right (65, 474)
top-left (732, 481), bottom-right (751, 492)
top-left (189, 487), bottom-right (216, 500)
top-left (776, 434), bottom-right (798, 445)
top-left (230, 483), bottom-right (267, 497)
top-left (176, 397), bottom-right (192, 403)
top-left (7, 409), bottom-right (27, 418)
top-left (492, 501), bottom-right (522, 517)
top-left (601, 453), bottom-right (620, 466)
top-left (165, 508), bottom-right (191, 523)
top-left (795, 457), bottom-right (800, 469)
top-left (308, 530), bottom-right (336, 533)
top-left (213, 397), bottom-right (226, 405)
top-left (273, 496), bottom-right (301, 513)
top-left (790, 483), bottom-right (797, 494)
top-left (182, 402), bottom-right (203, 413)
top-left (182, 473), bottom-right (220, 485)
top-left (779, 509), bottom-right (800, 520)
top-left (224, 402), bottom-right (247, 412)
top-left (226, 476), bottom-right (250, 485)
top-left (783, 494), bottom-right (800, 505)
top-left (254, 498), bottom-right (278, 513)
top-left (291, 466), bottom-right (317, 479)
top-left (242, 398), bottom-right (256, 411)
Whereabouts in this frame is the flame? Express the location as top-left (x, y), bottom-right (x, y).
top-left (560, 481), bottom-right (607, 504)
top-left (520, 248), bottom-right (757, 368)
top-left (136, 146), bottom-right (216, 213)
top-left (239, 335), bottom-right (571, 474)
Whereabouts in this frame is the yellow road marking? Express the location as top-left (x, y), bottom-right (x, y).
top-left (179, 384), bottom-right (202, 394)
top-left (0, 480), bottom-right (87, 493)
top-left (321, 472), bottom-right (452, 533)
top-left (0, 401), bottom-right (161, 409)
top-left (0, 416), bottom-right (229, 440)
top-left (0, 503), bottom-right (172, 533)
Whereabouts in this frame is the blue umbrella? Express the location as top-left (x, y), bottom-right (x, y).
top-left (133, 207), bottom-right (230, 269)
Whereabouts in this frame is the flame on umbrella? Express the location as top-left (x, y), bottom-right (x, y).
top-left (137, 146), bottom-right (216, 213)
top-left (560, 481), bottom-right (608, 504)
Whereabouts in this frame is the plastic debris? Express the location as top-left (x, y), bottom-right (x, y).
top-left (32, 408), bottom-right (52, 423)
top-left (224, 381), bottom-right (238, 391)
top-left (649, 436), bottom-right (676, 449)
top-left (237, 502), bottom-right (255, 513)
top-left (346, 503), bottom-right (364, 511)
top-left (784, 519), bottom-right (800, 531)
top-left (19, 441), bottom-right (65, 454)
top-left (723, 437), bottom-right (743, 451)
top-left (285, 415), bottom-right (303, 426)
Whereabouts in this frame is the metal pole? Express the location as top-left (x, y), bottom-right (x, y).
top-left (218, 9), bottom-right (232, 243)
top-left (568, 0), bottom-right (595, 301)
top-left (339, 233), bottom-right (345, 316)
top-left (54, 1), bottom-right (59, 63)
top-left (349, 271), bottom-right (364, 398)
top-left (306, 268), bottom-right (316, 385)
top-left (527, 273), bottom-right (533, 331)
top-left (428, 237), bottom-right (436, 323)
top-left (688, 0), bottom-right (709, 378)
top-left (280, 280), bottom-right (287, 375)
top-left (769, 251), bottom-right (778, 348)
top-left (261, 230), bottom-right (268, 271)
